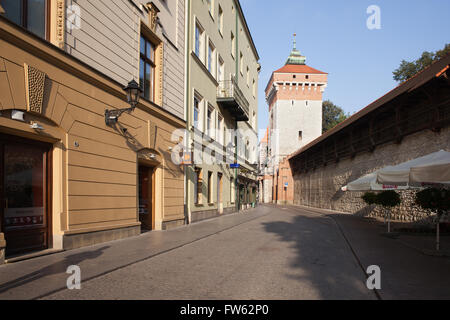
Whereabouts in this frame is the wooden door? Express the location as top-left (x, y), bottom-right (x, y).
top-left (138, 165), bottom-right (154, 231)
top-left (0, 134), bottom-right (52, 257)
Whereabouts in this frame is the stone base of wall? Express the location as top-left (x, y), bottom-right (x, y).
top-left (0, 233), bottom-right (5, 265)
top-left (191, 206), bottom-right (237, 223)
top-left (63, 225), bottom-right (141, 251)
top-left (276, 200), bottom-right (294, 206)
top-left (162, 218), bottom-right (186, 230)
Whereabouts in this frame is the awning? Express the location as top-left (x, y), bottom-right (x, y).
top-left (342, 172), bottom-right (409, 192)
top-left (377, 150), bottom-right (450, 186)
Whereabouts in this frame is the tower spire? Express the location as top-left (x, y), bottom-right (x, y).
top-left (285, 33), bottom-right (306, 65)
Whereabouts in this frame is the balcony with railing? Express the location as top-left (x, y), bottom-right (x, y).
top-left (217, 77), bottom-right (250, 122)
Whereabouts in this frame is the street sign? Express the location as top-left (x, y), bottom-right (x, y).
top-left (230, 163), bottom-right (240, 169)
top-left (181, 152), bottom-right (193, 166)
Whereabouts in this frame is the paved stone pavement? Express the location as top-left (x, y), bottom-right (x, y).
top-left (0, 204), bottom-right (449, 300)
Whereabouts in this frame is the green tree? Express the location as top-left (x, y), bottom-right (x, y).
top-left (393, 44), bottom-right (450, 82)
top-left (322, 100), bottom-right (348, 134)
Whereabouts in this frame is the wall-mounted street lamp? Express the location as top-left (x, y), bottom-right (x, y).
top-left (105, 80), bottom-right (142, 126)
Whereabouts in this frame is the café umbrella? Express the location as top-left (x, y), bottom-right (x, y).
top-left (341, 172), bottom-right (408, 192)
top-left (376, 150), bottom-right (450, 187)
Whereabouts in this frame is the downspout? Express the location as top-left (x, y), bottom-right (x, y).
top-left (234, 1), bottom-right (239, 213)
top-left (184, 0), bottom-right (192, 224)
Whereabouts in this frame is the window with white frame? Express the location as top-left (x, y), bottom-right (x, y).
top-left (195, 20), bottom-right (205, 62)
top-left (240, 52), bottom-right (244, 74)
top-left (207, 0), bottom-right (214, 16)
top-left (193, 92), bottom-right (203, 131)
top-left (218, 56), bottom-right (224, 82)
top-left (207, 105), bottom-right (214, 138)
top-left (231, 32), bottom-right (235, 58)
top-left (246, 67), bottom-right (250, 86)
top-left (208, 40), bottom-right (216, 77)
top-left (218, 5), bottom-right (223, 35)
top-left (217, 114), bottom-right (224, 145)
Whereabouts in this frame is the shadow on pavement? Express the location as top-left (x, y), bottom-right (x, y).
top-left (0, 246), bottom-right (109, 294)
top-left (261, 208), bottom-right (374, 300)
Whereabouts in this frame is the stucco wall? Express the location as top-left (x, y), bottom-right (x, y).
top-left (292, 127), bottom-right (450, 222)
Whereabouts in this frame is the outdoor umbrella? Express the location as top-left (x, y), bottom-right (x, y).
top-left (342, 172), bottom-right (409, 192)
top-left (377, 150), bottom-right (450, 186)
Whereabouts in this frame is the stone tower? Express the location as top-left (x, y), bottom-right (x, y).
top-left (263, 35), bottom-right (328, 204)
top-left (265, 35), bottom-right (328, 168)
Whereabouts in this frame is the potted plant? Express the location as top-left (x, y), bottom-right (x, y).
top-left (415, 188), bottom-right (450, 251)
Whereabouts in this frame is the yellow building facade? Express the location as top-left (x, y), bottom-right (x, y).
top-left (0, 3), bottom-right (185, 262)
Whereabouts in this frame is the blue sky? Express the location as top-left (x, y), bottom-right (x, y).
top-left (239, 0), bottom-right (450, 138)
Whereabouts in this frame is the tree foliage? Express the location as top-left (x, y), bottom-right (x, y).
top-left (415, 188), bottom-right (450, 218)
top-left (322, 100), bottom-right (348, 134)
top-left (362, 191), bottom-right (401, 208)
top-left (377, 191), bottom-right (401, 208)
top-left (393, 44), bottom-right (450, 82)
top-left (362, 192), bottom-right (378, 205)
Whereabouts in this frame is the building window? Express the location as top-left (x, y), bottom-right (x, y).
top-left (218, 56), bottom-right (225, 82)
top-left (252, 79), bottom-right (256, 97)
top-left (217, 114), bottom-right (224, 145)
top-left (207, 0), bottom-right (214, 16)
top-left (207, 105), bottom-right (214, 138)
top-left (231, 32), bottom-right (235, 58)
top-left (218, 5), bottom-right (223, 35)
top-left (193, 92), bottom-right (203, 131)
top-left (194, 168), bottom-right (203, 205)
top-left (305, 75), bottom-right (309, 80)
top-left (208, 40), bottom-right (216, 77)
top-left (195, 20), bottom-right (205, 62)
top-left (299, 131), bottom-right (303, 141)
top-left (240, 52), bottom-right (244, 74)
top-left (3, 0), bottom-right (49, 39)
top-left (208, 171), bottom-right (213, 204)
top-left (140, 35), bottom-right (156, 102)
top-left (246, 67), bottom-right (250, 87)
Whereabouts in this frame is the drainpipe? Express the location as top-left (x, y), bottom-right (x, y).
top-left (184, 0), bottom-right (192, 224)
top-left (235, 1), bottom-right (240, 213)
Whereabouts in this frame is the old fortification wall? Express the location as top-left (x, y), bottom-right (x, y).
top-left (293, 127), bottom-right (450, 223)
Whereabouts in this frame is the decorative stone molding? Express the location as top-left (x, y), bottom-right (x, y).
top-left (146, 2), bottom-right (160, 32)
top-left (24, 64), bottom-right (46, 114)
top-left (138, 148), bottom-right (162, 165)
top-left (52, 0), bottom-right (65, 49)
top-left (157, 43), bottom-right (164, 106)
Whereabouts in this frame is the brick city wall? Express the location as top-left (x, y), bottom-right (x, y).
top-left (292, 126), bottom-right (450, 223)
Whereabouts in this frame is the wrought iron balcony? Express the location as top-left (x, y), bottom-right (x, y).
top-left (217, 77), bottom-right (250, 122)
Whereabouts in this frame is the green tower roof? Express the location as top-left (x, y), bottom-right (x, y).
top-left (285, 33), bottom-right (306, 65)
